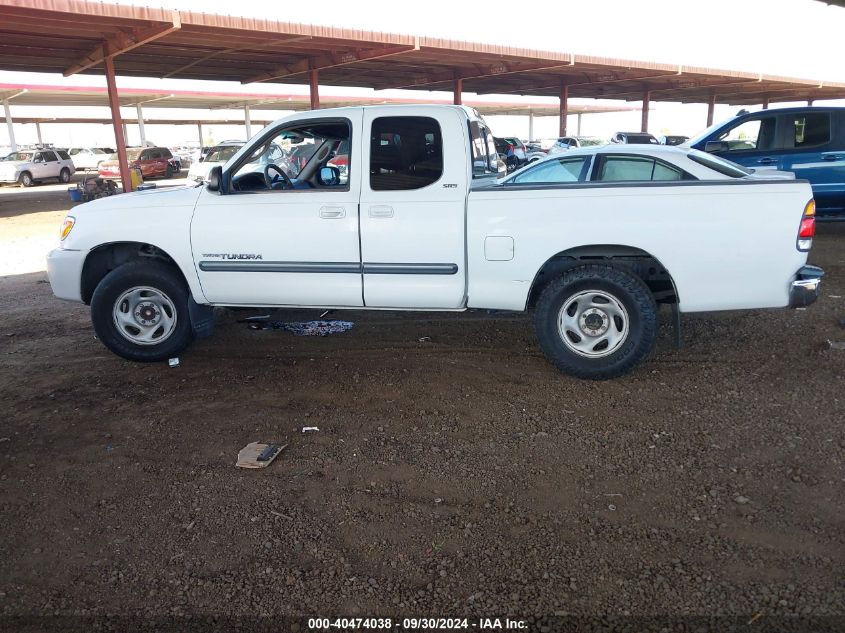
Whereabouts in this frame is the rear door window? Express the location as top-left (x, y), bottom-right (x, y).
top-left (791, 112), bottom-right (830, 148)
top-left (41, 151), bottom-right (58, 162)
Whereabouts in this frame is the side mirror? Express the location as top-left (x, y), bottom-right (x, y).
top-left (318, 166), bottom-right (340, 186)
top-left (207, 165), bottom-right (223, 192)
top-left (704, 140), bottom-right (729, 153)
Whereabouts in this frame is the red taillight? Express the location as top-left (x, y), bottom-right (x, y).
top-left (799, 217), bottom-right (815, 238)
top-left (797, 199), bottom-right (816, 251)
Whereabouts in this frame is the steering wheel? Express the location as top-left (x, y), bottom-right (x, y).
top-left (263, 163), bottom-right (293, 190)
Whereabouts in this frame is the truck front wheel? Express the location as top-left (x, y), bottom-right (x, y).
top-left (534, 265), bottom-right (657, 380)
top-left (90, 261), bottom-right (194, 362)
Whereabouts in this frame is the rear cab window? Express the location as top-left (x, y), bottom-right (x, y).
top-left (369, 116), bottom-right (443, 191)
top-left (469, 119), bottom-right (499, 178)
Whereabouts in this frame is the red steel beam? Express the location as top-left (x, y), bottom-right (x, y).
top-left (559, 83), bottom-right (569, 137)
top-left (453, 77), bottom-right (462, 105)
top-left (309, 68), bottom-right (320, 109)
top-left (63, 11), bottom-right (181, 76)
top-left (104, 54), bottom-right (131, 193)
top-left (706, 94), bottom-right (716, 126)
top-left (641, 90), bottom-right (651, 132)
top-left (245, 42), bottom-right (419, 84)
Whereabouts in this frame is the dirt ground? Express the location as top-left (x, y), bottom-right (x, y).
top-left (1, 182), bottom-right (843, 632)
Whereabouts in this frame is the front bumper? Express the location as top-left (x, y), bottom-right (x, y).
top-left (46, 247), bottom-right (86, 302)
top-left (789, 265), bottom-right (824, 308)
top-left (0, 173), bottom-right (20, 183)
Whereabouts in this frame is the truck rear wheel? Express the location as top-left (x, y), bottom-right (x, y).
top-left (534, 264), bottom-right (657, 380)
top-left (90, 261), bottom-right (194, 362)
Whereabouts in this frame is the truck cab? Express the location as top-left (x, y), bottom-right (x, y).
top-left (689, 106), bottom-right (845, 217)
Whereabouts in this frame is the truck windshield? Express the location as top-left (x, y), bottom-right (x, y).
top-left (686, 149), bottom-right (751, 178)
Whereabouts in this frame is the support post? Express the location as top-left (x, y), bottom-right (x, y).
top-left (559, 83), bottom-right (569, 137)
top-left (104, 55), bottom-right (131, 193)
top-left (36, 121), bottom-right (43, 145)
top-left (136, 103), bottom-right (146, 146)
top-left (641, 90), bottom-right (651, 133)
top-left (3, 99), bottom-right (16, 151)
top-left (244, 105), bottom-right (252, 139)
top-left (762, 97), bottom-right (769, 110)
top-left (807, 98), bottom-right (814, 106)
top-left (706, 95), bottom-right (716, 127)
top-left (528, 109), bottom-right (534, 142)
top-left (197, 122), bottom-right (203, 146)
top-left (453, 77), bottom-right (463, 106)
top-left (309, 69), bottom-right (320, 109)
top-left (576, 113), bottom-right (582, 136)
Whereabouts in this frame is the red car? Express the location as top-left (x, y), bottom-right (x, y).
top-left (98, 147), bottom-right (176, 180)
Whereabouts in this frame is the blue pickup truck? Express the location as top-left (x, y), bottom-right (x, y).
top-left (689, 106), bottom-right (845, 218)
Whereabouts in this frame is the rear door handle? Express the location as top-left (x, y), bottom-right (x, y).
top-left (319, 206), bottom-right (346, 219)
top-left (368, 205), bottom-right (394, 218)
top-left (757, 157), bottom-right (778, 165)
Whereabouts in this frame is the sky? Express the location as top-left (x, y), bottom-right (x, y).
top-left (2, 0), bottom-right (844, 147)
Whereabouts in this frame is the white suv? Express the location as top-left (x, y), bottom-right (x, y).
top-left (0, 149), bottom-right (76, 187)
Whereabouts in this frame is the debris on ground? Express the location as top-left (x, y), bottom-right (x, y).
top-left (168, 357), bottom-right (180, 368)
top-left (247, 320), bottom-right (354, 336)
top-left (301, 426), bottom-right (319, 433)
top-left (839, 318), bottom-right (845, 329)
top-left (419, 336), bottom-right (432, 342)
top-left (235, 442), bottom-right (287, 469)
top-left (827, 340), bottom-right (845, 350)
top-left (237, 314), bottom-right (272, 323)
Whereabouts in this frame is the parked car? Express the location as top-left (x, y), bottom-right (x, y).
top-left (0, 148), bottom-right (75, 187)
top-left (689, 106), bottom-right (845, 218)
top-left (48, 105), bottom-right (822, 380)
top-left (98, 147), bottom-right (176, 180)
top-left (611, 132), bottom-right (660, 144)
top-left (658, 135), bottom-right (689, 146)
top-left (494, 136), bottom-right (528, 172)
top-left (548, 136), bottom-right (605, 154)
top-left (68, 147), bottom-right (110, 171)
top-left (187, 141), bottom-right (244, 182)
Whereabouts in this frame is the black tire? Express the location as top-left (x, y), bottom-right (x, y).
top-left (18, 171), bottom-right (33, 187)
top-left (164, 165), bottom-right (174, 179)
top-left (90, 261), bottom-right (194, 362)
top-left (533, 264), bottom-right (657, 380)
top-left (59, 168), bottom-right (71, 183)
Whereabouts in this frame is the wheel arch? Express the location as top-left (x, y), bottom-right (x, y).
top-left (81, 241), bottom-right (190, 305)
top-left (526, 244), bottom-right (679, 310)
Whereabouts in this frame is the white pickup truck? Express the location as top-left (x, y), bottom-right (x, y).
top-left (47, 105), bottom-right (823, 379)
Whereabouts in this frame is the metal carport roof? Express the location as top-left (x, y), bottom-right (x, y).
top-left (1, 0), bottom-right (844, 106)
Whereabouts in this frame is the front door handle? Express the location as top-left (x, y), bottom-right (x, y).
top-left (319, 206), bottom-right (346, 219)
top-left (822, 154), bottom-right (841, 161)
top-left (369, 205), bottom-right (394, 218)
top-left (757, 157), bottom-right (778, 165)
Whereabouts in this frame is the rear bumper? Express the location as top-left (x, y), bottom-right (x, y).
top-left (789, 265), bottom-right (824, 308)
top-left (46, 247), bottom-right (86, 302)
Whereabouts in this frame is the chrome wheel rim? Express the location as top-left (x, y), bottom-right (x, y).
top-left (112, 286), bottom-right (177, 345)
top-left (558, 289), bottom-right (629, 358)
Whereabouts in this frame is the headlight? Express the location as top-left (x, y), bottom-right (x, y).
top-left (60, 215), bottom-right (76, 241)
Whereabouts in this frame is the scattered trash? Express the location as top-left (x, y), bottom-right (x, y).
top-left (434, 498), bottom-right (443, 504)
top-left (0, 437), bottom-right (9, 443)
top-left (828, 295), bottom-right (842, 299)
top-left (168, 357), bottom-right (180, 368)
top-left (734, 495), bottom-right (751, 505)
top-left (105, 444), bottom-right (114, 452)
top-left (839, 318), bottom-right (845, 330)
top-left (607, 504), bottom-right (617, 511)
top-left (270, 510), bottom-right (294, 520)
top-left (246, 320), bottom-right (354, 336)
top-left (827, 340), bottom-right (845, 350)
top-left (418, 336), bottom-right (432, 342)
top-left (236, 442), bottom-right (287, 469)
top-left (319, 310), bottom-right (331, 318)
top-left (301, 426), bottom-right (319, 433)
top-left (238, 314), bottom-right (272, 322)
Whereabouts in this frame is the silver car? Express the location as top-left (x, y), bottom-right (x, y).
top-left (0, 149), bottom-right (76, 187)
